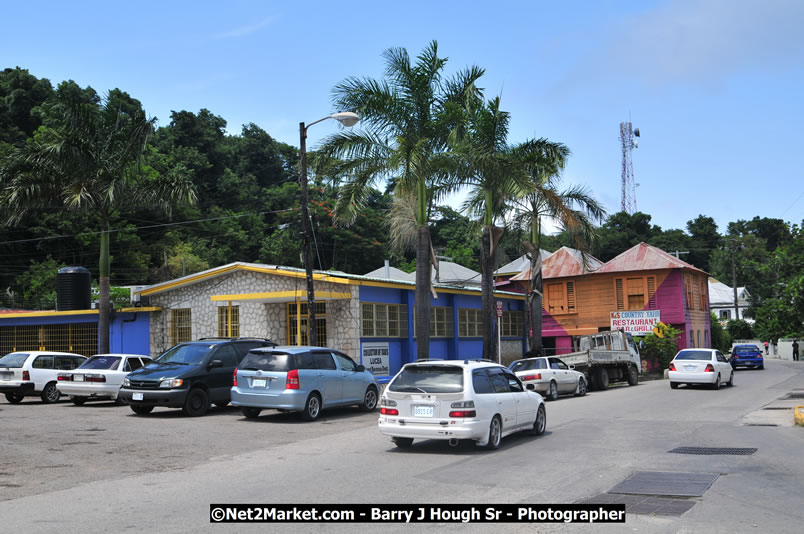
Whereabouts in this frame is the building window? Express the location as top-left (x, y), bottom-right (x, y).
top-left (458, 308), bottom-right (482, 337)
top-left (720, 310), bottom-right (730, 320)
top-left (545, 281), bottom-right (576, 314)
top-left (500, 310), bottom-right (523, 337)
top-left (170, 308), bottom-right (192, 345)
top-left (217, 306), bottom-right (240, 337)
top-left (689, 329), bottom-right (695, 348)
top-left (287, 301), bottom-right (327, 346)
top-left (361, 303), bottom-right (408, 338)
top-left (704, 331), bottom-right (709, 348)
top-left (697, 330), bottom-right (701, 348)
top-left (685, 274), bottom-right (695, 310)
top-left (699, 278), bottom-right (707, 310)
top-left (430, 307), bottom-right (453, 338)
top-left (615, 276), bottom-right (656, 310)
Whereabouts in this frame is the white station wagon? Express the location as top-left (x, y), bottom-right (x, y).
top-left (0, 351), bottom-right (86, 404)
top-left (378, 360), bottom-right (546, 450)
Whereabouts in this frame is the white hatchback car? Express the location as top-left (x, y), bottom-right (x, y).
top-left (0, 351), bottom-right (87, 404)
top-left (57, 353), bottom-right (152, 405)
top-left (669, 349), bottom-right (734, 390)
top-left (509, 356), bottom-right (587, 400)
top-left (378, 360), bottom-right (546, 450)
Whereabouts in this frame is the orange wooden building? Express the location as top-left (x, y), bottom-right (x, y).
top-left (508, 243), bottom-right (711, 356)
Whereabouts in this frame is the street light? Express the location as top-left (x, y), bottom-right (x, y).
top-left (299, 112), bottom-right (360, 346)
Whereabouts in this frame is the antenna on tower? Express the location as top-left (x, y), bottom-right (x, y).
top-left (619, 122), bottom-right (640, 213)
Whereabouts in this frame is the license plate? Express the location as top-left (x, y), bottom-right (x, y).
top-left (684, 366), bottom-right (696, 372)
top-left (74, 375), bottom-right (84, 382)
top-left (132, 392), bottom-right (143, 401)
top-left (414, 406), bottom-right (434, 417)
top-left (252, 379), bottom-right (267, 388)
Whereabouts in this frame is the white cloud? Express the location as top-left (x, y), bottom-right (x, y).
top-left (216, 16), bottom-right (276, 39)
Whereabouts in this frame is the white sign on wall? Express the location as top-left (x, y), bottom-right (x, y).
top-left (361, 342), bottom-right (390, 375)
top-left (610, 310), bottom-right (661, 335)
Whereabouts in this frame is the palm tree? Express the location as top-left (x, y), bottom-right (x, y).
top-left (0, 89), bottom-right (196, 353)
top-left (511, 140), bottom-right (606, 353)
top-left (458, 96), bottom-right (531, 361)
top-left (318, 41), bottom-right (484, 360)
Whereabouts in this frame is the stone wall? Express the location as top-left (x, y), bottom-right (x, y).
top-left (148, 270), bottom-right (359, 355)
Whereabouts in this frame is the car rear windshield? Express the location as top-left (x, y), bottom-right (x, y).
top-left (239, 351), bottom-right (297, 372)
top-left (510, 359), bottom-right (546, 372)
top-left (674, 350), bottom-right (713, 361)
top-left (388, 365), bottom-right (464, 393)
top-left (78, 356), bottom-right (122, 370)
top-left (734, 346), bottom-right (760, 354)
top-left (0, 352), bottom-right (29, 368)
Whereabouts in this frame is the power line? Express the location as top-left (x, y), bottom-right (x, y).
top-left (0, 208), bottom-right (297, 246)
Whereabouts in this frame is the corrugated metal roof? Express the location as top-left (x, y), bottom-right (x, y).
top-left (510, 247), bottom-right (603, 280)
top-left (495, 251), bottom-right (553, 275)
top-left (595, 242), bottom-right (706, 274)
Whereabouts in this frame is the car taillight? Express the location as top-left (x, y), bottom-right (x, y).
top-left (286, 369), bottom-right (299, 390)
top-left (380, 407), bottom-right (399, 415)
top-left (22, 371), bottom-right (30, 381)
top-left (757, 354), bottom-right (763, 359)
top-left (704, 364), bottom-right (714, 372)
top-left (233, 368), bottom-right (238, 387)
top-left (85, 374), bottom-right (106, 383)
top-left (58, 374), bottom-right (71, 381)
top-left (449, 410), bottom-right (477, 418)
top-left (522, 373), bottom-right (542, 381)
top-left (669, 363), bottom-right (676, 371)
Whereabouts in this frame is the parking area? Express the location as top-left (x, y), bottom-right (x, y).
top-left (0, 399), bottom-right (377, 502)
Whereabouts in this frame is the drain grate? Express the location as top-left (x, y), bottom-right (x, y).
top-left (784, 393), bottom-right (804, 399)
top-left (669, 447), bottom-right (757, 456)
top-left (762, 407), bottom-right (791, 410)
top-left (744, 423), bottom-right (778, 427)
top-left (577, 494), bottom-right (695, 517)
top-left (608, 471), bottom-right (720, 497)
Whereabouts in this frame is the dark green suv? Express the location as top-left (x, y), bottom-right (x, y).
top-left (118, 338), bottom-right (276, 416)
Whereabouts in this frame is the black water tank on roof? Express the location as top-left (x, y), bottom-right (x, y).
top-left (56, 266), bottom-right (92, 311)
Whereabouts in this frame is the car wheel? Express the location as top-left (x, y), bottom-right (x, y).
top-left (532, 404), bottom-right (547, 436)
top-left (627, 364), bottom-right (639, 386)
top-left (40, 382), bottom-right (60, 404)
top-left (547, 381), bottom-right (558, 401)
top-left (759, 365), bottom-right (764, 370)
top-left (5, 392), bottom-right (24, 404)
top-left (575, 378), bottom-right (587, 397)
top-left (70, 396), bottom-right (87, 406)
top-left (301, 393), bottom-right (322, 421)
top-left (597, 368), bottom-right (610, 389)
top-left (392, 437), bottom-right (413, 449)
top-left (359, 386), bottom-right (378, 411)
top-left (712, 374), bottom-right (721, 390)
top-left (182, 388), bottom-right (209, 417)
top-left (214, 401), bottom-right (229, 408)
top-left (727, 371), bottom-right (734, 387)
top-left (670, 382), bottom-right (679, 389)
top-left (241, 407), bottom-right (262, 419)
top-left (484, 416), bottom-right (502, 450)
top-left (114, 396), bottom-right (126, 406)
top-left (130, 405), bottom-right (154, 415)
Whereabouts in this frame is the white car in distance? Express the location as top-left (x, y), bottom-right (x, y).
top-left (378, 360), bottom-right (546, 451)
top-left (57, 353), bottom-right (152, 405)
top-left (509, 356), bottom-right (587, 400)
top-left (669, 349), bottom-right (734, 390)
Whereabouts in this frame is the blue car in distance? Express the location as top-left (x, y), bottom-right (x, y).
top-left (231, 346), bottom-right (379, 421)
top-left (730, 344), bottom-right (764, 370)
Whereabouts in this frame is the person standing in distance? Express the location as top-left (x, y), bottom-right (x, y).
top-left (793, 340), bottom-right (799, 362)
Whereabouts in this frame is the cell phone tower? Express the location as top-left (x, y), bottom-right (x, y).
top-left (619, 121), bottom-right (640, 213)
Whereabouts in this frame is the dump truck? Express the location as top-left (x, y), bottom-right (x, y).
top-left (557, 330), bottom-right (642, 391)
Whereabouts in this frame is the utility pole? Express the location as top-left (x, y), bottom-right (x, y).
top-left (670, 250), bottom-right (689, 260)
top-left (299, 121), bottom-right (316, 346)
top-left (730, 243), bottom-right (739, 321)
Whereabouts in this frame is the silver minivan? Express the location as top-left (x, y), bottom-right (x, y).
top-left (231, 346), bottom-right (379, 421)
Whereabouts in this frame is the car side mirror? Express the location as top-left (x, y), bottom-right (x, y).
top-left (526, 384), bottom-right (535, 391)
top-left (356, 364), bottom-right (366, 372)
top-left (569, 365), bottom-right (575, 370)
top-left (208, 359), bottom-right (223, 369)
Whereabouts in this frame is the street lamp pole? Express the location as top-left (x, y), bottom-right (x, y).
top-left (298, 112), bottom-right (360, 346)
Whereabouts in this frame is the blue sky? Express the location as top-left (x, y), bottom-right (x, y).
top-left (3, 0), bottom-right (803, 234)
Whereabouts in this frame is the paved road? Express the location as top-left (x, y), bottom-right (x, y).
top-left (1, 360), bottom-right (802, 533)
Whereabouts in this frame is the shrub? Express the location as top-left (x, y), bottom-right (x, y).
top-left (641, 323), bottom-right (681, 370)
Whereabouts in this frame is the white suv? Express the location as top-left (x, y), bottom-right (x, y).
top-left (0, 351), bottom-right (86, 404)
top-left (378, 360), bottom-right (546, 450)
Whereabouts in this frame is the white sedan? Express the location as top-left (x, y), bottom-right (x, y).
top-left (669, 349), bottom-right (734, 390)
top-left (509, 356), bottom-right (587, 400)
top-left (57, 354), bottom-right (151, 405)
